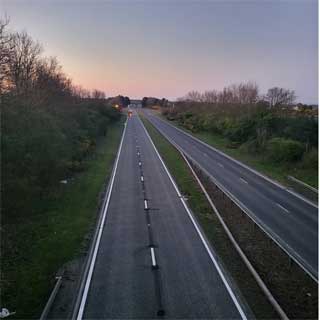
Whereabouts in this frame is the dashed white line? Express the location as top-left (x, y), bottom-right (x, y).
top-left (144, 199), bottom-right (148, 209)
top-left (240, 178), bottom-right (248, 184)
top-left (150, 247), bottom-right (157, 267)
top-left (218, 162), bottom-right (224, 168)
top-left (139, 162), bottom-right (142, 166)
top-left (276, 203), bottom-right (290, 213)
top-left (139, 115), bottom-right (248, 320)
top-left (141, 176), bottom-right (144, 182)
top-left (137, 152), bottom-right (140, 156)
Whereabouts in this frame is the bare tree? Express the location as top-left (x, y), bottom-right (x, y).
top-left (184, 90), bottom-right (203, 102)
top-left (218, 87), bottom-right (234, 104)
top-left (72, 85), bottom-right (91, 99)
top-left (219, 82), bottom-right (259, 104)
top-left (265, 87), bottom-right (296, 108)
top-left (92, 89), bottom-right (106, 99)
top-left (203, 90), bottom-right (218, 103)
top-left (8, 31), bottom-right (42, 93)
top-left (33, 56), bottom-right (73, 103)
top-left (238, 82), bottom-right (259, 104)
top-left (0, 16), bottom-right (13, 94)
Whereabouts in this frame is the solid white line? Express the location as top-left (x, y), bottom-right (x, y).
top-left (276, 203), bottom-right (290, 213)
top-left (76, 120), bottom-right (127, 320)
top-left (152, 114), bottom-right (318, 209)
top-left (141, 176), bottom-right (144, 182)
top-left (143, 113), bottom-right (318, 282)
top-left (144, 199), bottom-right (148, 209)
top-left (183, 151), bottom-right (318, 282)
top-left (240, 178), bottom-right (248, 184)
top-left (182, 153), bottom-right (289, 320)
top-left (288, 175), bottom-right (318, 194)
top-left (138, 115), bottom-right (248, 320)
top-left (150, 247), bottom-right (157, 266)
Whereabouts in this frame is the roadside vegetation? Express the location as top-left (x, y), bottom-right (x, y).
top-left (159, 83), bottom-right (318, 188)
top-left (1, 18), bottom-right (125, 317)
top-left (141, 114), bottom-right (279, 319)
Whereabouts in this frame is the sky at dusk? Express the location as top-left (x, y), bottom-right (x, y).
top-left (1, 0), bottom-right (318, 103)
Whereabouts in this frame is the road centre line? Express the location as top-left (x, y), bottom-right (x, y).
top-left (276, 203), bottom-right (290, 213)
top-left (240, 178), bottom-right (248, 184)
top-left (150, 248), bottom-right (157, 267)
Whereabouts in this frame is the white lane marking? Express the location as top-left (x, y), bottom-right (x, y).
top-left (183, 153), bottom-right (290, 320)
top-left (138, 115), bottom-right (248, 320)
top-left (139, 162), bottom-right (142, 167)
top-left (141, 176), bottom-right (144, 182)
top-left (240, 178), bottom-right (248, 184)
top-left (276, 203), bottom-right (290, 213)
top-left (144, 200), bottom-right (148, 209)
top-left (218, 162), bottom-right (224, 168)
top-left (152, 115), bottom-right (318, 209)
top-left (137, 152), bottom-right (140, 156)
top-left (76, 120), bottom-right (127, 320)
top-left (150, 248), bottom-right (157, 267)
top-left (144, 113), bottom-right (318, 281)
top-left (203, 153), bottom-right (208, 157)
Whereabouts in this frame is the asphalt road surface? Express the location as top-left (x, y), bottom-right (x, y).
top-left (78, 113), bottom-right (248, 319)
top-left (142, 109), bottom-right (318, 280)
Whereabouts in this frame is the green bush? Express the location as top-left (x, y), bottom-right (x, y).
top-left (267, 138), bottom-right (305, 162)
top-left (301, 149), bottom-right (318, 169)
top-left (224, 118), bottom-right (256, 143)
top-left (239, 139), bottom-right (261, 154)
top-left (1, 97), bottom-right (121, 222)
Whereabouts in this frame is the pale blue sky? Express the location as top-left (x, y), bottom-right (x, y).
top-left (1, 0), bottom-right (318, 102)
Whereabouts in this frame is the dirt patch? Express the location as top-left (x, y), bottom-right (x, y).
top-left (191, 161), bottom-right (318, 319)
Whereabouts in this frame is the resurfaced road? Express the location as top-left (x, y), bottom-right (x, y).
top-left (142, 109), bottom-right (318, 280)
top-left (79, 113), bottom-right (247, 319)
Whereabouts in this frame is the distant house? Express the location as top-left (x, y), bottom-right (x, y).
top-left (292, 103), bottom-right (317, 111)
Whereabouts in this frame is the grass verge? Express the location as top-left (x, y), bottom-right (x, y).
top-left (141, 115), bottom-right (279, 319)
top-left (192, 164), bottom-right (318, 319)
top-left (2, 119), bottom-right (124, 319)
top-left (157, 113), bottom-right (317, 189)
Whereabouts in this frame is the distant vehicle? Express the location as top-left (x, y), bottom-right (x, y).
top-left (128, 109), bottom-right (133, 118)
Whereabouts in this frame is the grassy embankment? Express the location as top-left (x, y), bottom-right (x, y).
top-left (2, 119), bottom-right (124, 319)
top-left (140, 115), bottom-right (278, 319)
top-left (157, 112), bottom-right (317, 189)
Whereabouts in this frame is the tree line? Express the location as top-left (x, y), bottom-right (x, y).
top-left (142, 97), bottom-right (169, 108)
top-left (180, 82), bottom-right (296, 108)
top-left (1, 18), bottom-right (123, 221)
top-left (162, 82), bottom-right (317, 169)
